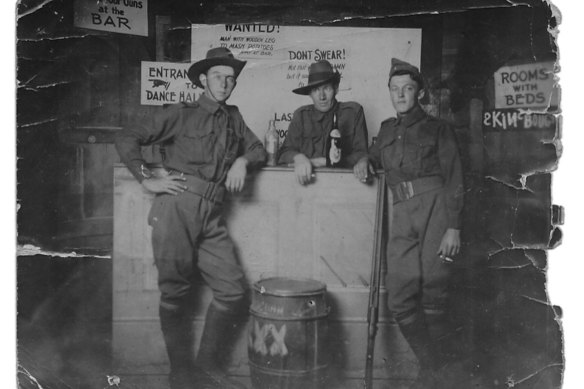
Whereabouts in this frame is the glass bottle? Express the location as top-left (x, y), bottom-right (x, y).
top-left (265, 119), bottom-right (279, 167)
top-left (326, 113), bottom-right (342, 167)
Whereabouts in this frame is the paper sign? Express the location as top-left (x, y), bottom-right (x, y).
top-left (74, 0), bottom-right (148, 37)
top-left (494, 62), bottom-right (557, 109)
top-left (190, 24), bottom-right (421, 141)
top-left (141, 62), bottom-right (199, 105)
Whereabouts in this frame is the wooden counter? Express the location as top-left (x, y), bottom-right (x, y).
top-left (113, 165), bottom-right (414, 383)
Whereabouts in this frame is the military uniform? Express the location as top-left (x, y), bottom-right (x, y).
top-left (277, 101), bottom-right (369, 167)
top-left (365, 57), bottom-right (465, 388)
top-left (116, 94), bottom-right (265, 308)
top-left (115, 92), bottom-right (266, 389)
top-left (369, 104), bottom-right (463, 322)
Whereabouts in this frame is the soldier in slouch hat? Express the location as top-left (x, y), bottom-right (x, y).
top-left (116, 47), bottom-right (266, 389)
top-left (278, 60), bottom-right (369, 184)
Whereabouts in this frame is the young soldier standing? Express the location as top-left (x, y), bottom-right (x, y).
top-left (115, 47), bottom-right (266, 389)
top-left (356, 58), bottom-right (464, 388)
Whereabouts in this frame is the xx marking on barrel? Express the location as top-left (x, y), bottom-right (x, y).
top-left (270, 324), bottom-right (288, 356)
top-left (252, 320), bottom-right (289, 357)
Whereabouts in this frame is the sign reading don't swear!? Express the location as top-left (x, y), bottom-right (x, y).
top-left (74, 0), bottom-right (148, 37)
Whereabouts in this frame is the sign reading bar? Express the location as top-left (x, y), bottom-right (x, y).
top-left (494, 62), bottom-right (557, 109)
top-left (141, 62), bottom-right (198, 106)
top-left (74, 0), bottom-right (148, 37)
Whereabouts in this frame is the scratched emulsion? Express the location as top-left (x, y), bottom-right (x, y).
top-left (16, 0), bottom-right (564, 388)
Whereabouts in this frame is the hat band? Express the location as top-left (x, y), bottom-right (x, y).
top-left (307, 71), bottom-right (337, 85)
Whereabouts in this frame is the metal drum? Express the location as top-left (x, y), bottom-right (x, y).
top-left (248, 277), bottom-right (329, 389)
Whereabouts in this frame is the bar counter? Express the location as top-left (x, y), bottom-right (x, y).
top-left (113, 164), bottom-right (414, 384)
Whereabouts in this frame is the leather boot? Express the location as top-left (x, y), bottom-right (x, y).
top-left (159, 305), bottom-right (195, 389)
top-left (398, 316), bottom-right (439, 389)
top-left (195, 302), bottom-right (248, 389)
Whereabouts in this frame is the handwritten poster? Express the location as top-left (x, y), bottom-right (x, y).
top-left (191, 24), bottom-right (421, 142)
top-left (74, 0), bottom-right (148, 37)
top-left (140, 62), bottom-right (198, 105)
top-left (494, 61), bottom-right (558, 109)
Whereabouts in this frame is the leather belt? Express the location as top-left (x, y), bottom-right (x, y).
top-left (390, 175), bottom-right (443, 203)
top-left (169, 171), bottom-right (225, 203)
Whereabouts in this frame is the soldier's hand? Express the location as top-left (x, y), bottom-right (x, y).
top-left (226, 157), bottom-right (248, 192)
top-left (293, 153), bottom-right (313, 185)
top-left (142, 175), bottom-right (187, 195)
top-left (353, 157), bottom-right (375, 183)
top-left (437, 228), bottom-right (461, 260)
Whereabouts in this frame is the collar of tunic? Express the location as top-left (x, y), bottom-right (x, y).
top-left (195, 93), bottom-right (225, 115)
top-left (395, 105), bottom-right (427, 128)
top-left (311, 99), bottom-right (338, 122)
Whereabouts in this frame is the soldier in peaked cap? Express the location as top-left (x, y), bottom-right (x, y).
top-left (278, 60), bottom-right (369, 184)
top-left (356, 58), bottom-right (464, 388)
top-left (115, 47), bottom-right (266, 389)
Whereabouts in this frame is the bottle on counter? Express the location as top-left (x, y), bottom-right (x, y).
top-left (326, 113), bottom-right (342, 167)
top-left (265, 119), bottom-right (279, 167)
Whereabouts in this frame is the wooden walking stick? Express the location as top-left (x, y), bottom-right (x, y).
top-left (364, 174), bottom-right (386, 389)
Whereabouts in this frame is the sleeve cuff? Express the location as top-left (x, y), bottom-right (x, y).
top-left (277, 151), bottom-right (298, 165)
top-left (447, 214), bottom-right (462, 230)
top-left (127, 160), bottom-right (149, 183)
top-left (242, 150), bottom-right (267, 168)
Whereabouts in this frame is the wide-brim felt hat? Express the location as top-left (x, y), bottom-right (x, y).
top-left (188, 47), bottom-right (247, 88)
top-left (292, 60), bottom-right (341, 95)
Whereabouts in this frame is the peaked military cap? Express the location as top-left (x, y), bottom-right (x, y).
top-left (388, 58), bottom-right (424, 88)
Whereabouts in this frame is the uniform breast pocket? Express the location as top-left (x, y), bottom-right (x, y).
top-left (417, 140), bottom-right (438, 172)
top-left (378, 137), bottom-right (398, 170)
top-left (223, 131), bottom-right (240, 166)
top-left (181, 128), bottom-right (215, 165)
top-left (300, 131), bottom-right (318, 156)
